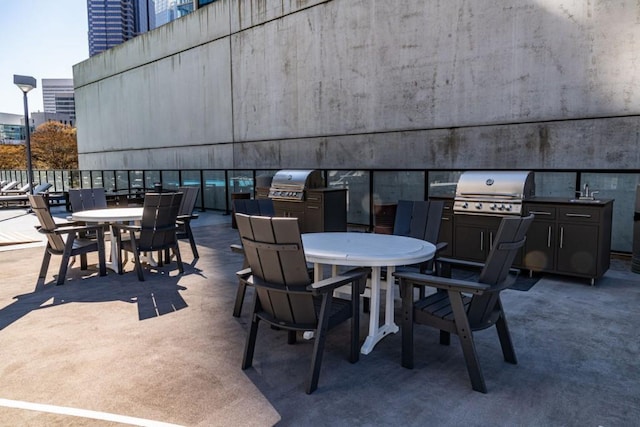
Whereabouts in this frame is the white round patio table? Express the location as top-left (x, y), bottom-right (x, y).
top-left (72, 207), bottom-right (144, 274)
top-left (301, 232), bottom-right (435, 355)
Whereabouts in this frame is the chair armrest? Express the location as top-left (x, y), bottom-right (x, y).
top-left (236, 267), bottom-right (252, 281)
top-left (436, 256), bottom-right (520, 276)
top-left (435, 241), bottom-right (448, 254)
top-left (309, 267), bottom-right (371, 293)
top-left (230, 243), bottom-right (244, 255)
top-left (111, 223), bottom-right (141, 232)
top-left (393, 270), bottom-right (491, 295)
top-left (52, 224), bottom-right (106, 236)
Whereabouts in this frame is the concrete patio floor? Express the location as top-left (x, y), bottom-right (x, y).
top-left (0, 205), bottom-right (639, 426)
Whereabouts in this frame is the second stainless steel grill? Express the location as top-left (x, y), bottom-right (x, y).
top-left (453, 171), bottom-right (535, 216)
top-left (268, 169), bottom-right (323, 201)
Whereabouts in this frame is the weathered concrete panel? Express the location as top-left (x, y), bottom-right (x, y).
top-left (74, 1), bottom-right (232, 86)
top-left (77, 40), bottom-right (232, 158)
top-left (232, 0), bottom-right (640, 142)
top-left (80, 143), bottom-right (235, 171)
top-left (230, 0), bottom-right (329, 33)
top-left (232, 116), bottom-right (640, 170)
top-left (76, 0), bottom-right (640, 172)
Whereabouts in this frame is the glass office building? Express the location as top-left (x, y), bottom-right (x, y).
top-left (87, 0), bottom-right (155, 56)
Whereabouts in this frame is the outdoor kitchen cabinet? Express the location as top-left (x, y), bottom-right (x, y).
top-left (270, 188), bottom-right (347, 233)
top-left (453, 214), bottom-right (502, 262)
top-left (522, 199), bottom-right (613, 284)
top-left (304, 188), bottom-right (347, 232)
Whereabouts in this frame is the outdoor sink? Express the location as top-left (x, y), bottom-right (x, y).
top-left (568, 199), bottom-right (601, 204)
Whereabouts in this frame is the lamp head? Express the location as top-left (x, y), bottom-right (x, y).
top-left (13, 74), bottom-right (36, 93)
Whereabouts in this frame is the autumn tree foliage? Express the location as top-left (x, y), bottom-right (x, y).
top-left (0, 144), bottom-right (26, 169)
top-left (30, 121), bottom-right (78, 169)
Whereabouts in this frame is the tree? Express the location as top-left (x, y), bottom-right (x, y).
top-left (30, 121), bottom-right (78, 169)
top-left (0, 144), bottom-right (26, 169)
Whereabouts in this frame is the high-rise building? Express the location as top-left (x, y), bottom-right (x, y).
top-left (87, 0), bottom-right (156, 57)
top-left (42, 79), bottom-right (76, 120)
top-left (86, 1), bottom-right (219, 55)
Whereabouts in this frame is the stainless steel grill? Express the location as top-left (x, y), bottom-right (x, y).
top-left (268, 169), bottom-right (323, 201)
top-left (453, 171), bottom-right (535, 216)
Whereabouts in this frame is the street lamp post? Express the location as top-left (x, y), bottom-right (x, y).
top-left (13, 74), bottom-right (37, 195)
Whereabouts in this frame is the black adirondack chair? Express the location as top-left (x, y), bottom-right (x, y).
top-left (29, 194), bottom-right (107, 286)
top-left (113, 192), bottom-right (184, 281)
top-left (393, 199), bottom-right (447, 275)
top-left (236, 213), bottom-right (369, 394)
top-left (175, 186), bottom-right (200, 259)
top-left (68, 188), bottom-right (108, 212)
top-left (231, 198), bottom-right (276, 317)
top-left (394, 214), bottom-right (533, 393)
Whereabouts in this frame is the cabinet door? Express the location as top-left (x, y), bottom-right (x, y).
top-left (556, 223), bottom-right (599, 277)
top-left (274, 201), bottom-right (306, 231)
top-left (522, 220), bottom-right (555, 272)
top-left (454, 224), bottom-right (489, 262)
top-left (305, 201), bottom-right (323, 233)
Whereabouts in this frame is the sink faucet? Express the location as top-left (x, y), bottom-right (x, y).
top-left (577, 183), bottom-right (598, 200)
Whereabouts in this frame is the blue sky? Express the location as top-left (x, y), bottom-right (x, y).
top-left (0, 0), bottom-right (88, 115)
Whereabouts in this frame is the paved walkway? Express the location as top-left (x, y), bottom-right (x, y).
top-left (1, 205), bottom-right (639, 426)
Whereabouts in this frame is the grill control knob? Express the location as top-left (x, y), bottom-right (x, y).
top-left (504, 205), bottom-right (512, 211)
top-left (461, 202), bottom-right (468, 209)
top-left (475, 203), bottom-right (482, 210)
top-left (490, 203), bottom-right (497, 210)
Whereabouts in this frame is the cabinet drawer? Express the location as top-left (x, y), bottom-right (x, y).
top-left (558, 207), bottom-right (600, 223)
top-left (525, 205), bottom-right (556, 220)
top-left (305, 194), bottom-right (323, 203)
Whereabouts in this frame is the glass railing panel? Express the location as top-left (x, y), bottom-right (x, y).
top-left (581, 172), bottom-right (639, 253)
top-left (327, 170), bottom-right (370, 225)
top-left (373, 171), bottom-right (424, 204)
top-left (428, 171), bottom-right (463, 198)
top-left (203, 170), bottom-right (226, 210)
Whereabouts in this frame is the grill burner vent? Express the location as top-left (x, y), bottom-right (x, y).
top-left (454, 171), bottom-right (535, 216)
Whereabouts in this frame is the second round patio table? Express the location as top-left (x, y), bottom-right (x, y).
top-left (72, 207), bottom-right (144, 274)
top-left (301, 232), bottom-right (436, 355)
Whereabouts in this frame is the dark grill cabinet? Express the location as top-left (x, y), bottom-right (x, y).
top-left (262, 188), bottom-right (347, 233)
top-left (433, 196), bottom-right (613, 285)
top-left (453, 214), bottom-right (502, 262)
top-left (522, 199), bottom-right (613, 285)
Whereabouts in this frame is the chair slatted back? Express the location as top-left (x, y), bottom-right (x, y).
top-left (233, 198), bottom-right (275, 217)
top-left (69, 188), bottom-right (107, 212)
top-left (137, 192), bottom-right (183, 251)
top-left (236, 214), bottom-right (316, 326)
top-left (468, 214), bottom-right (534, 325)
top-left (28, 194), bottom-right (66, 253)
top-left (177, 186), bottom-right (199, 216)
top-left (393, 200), bottom-right (444, 244)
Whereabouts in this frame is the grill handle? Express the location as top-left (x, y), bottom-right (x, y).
top-left (458, 192), bottom-right (522, 198)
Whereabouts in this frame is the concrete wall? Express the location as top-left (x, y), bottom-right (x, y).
top-left (73, 0), bottom-right (640, 171)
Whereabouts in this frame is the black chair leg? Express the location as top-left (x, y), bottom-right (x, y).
top-left (449, 290), bottom-right (487, 393)
top-left (233, 280), bottom-right (247, 318)
top-left (440, 330), bottom-right (451, 345)
top-left (307, 294), bottom-right (332, 394)
top-left (400, 279), bottom-right (415, 369)
top-left (242, 318), bottom-right (259, 370)
top-left (242, 297), bottom-right (261, 370)
top-left (495, 313), bottom-right (517, 364)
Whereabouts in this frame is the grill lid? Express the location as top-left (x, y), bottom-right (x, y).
top-left (268, 169), bottom-right (323, 201)
top-left (454, 171), bottom-right (535, 215)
